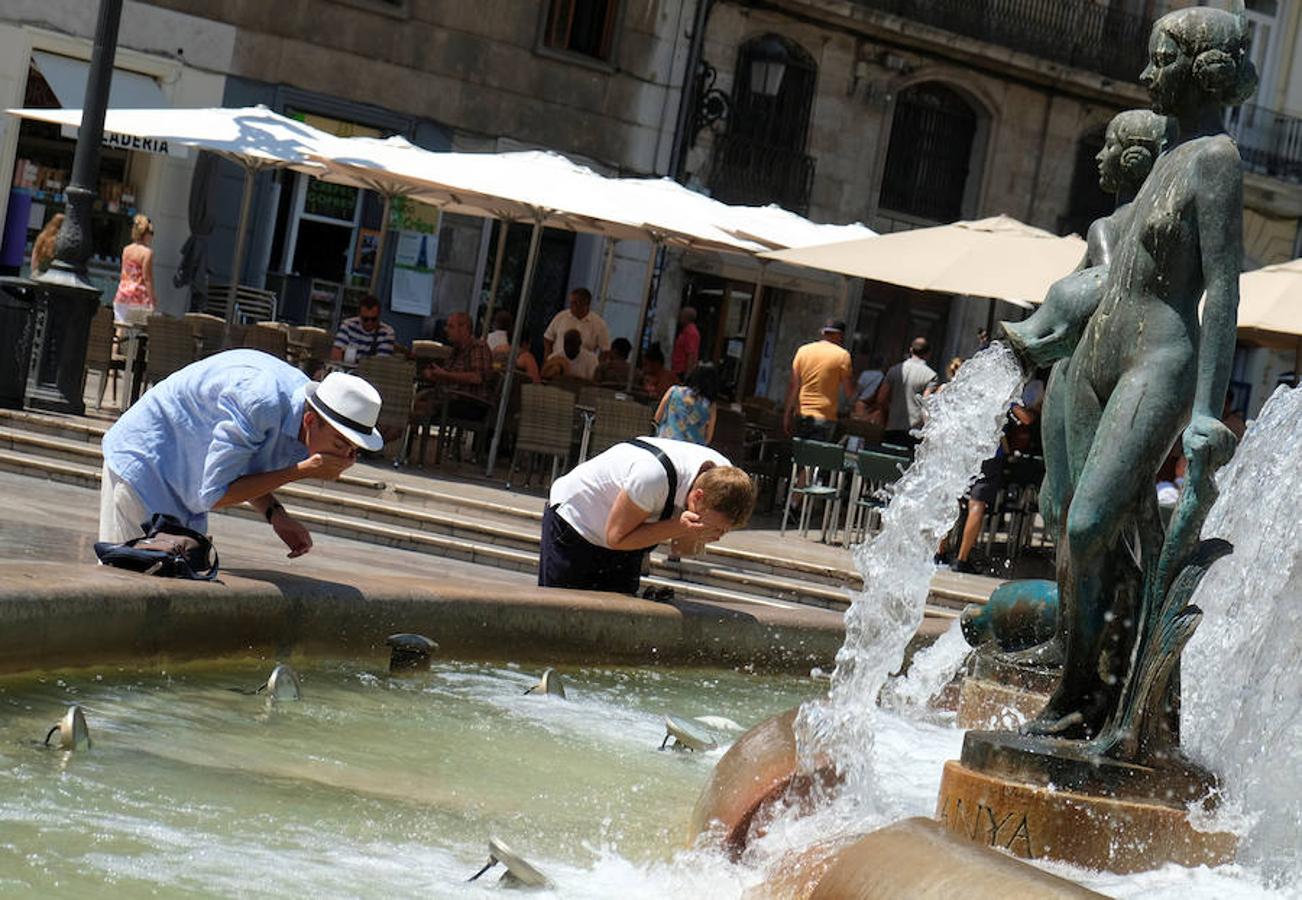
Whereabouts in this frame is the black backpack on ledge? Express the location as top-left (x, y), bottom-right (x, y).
top-left (94, 513), bottom-right (220, 581)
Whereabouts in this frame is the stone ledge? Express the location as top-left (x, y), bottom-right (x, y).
top-left (0, 561), bottom-right (848, 676)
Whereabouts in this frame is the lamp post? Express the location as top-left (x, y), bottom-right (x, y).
top-left (27, 0), bottom-right (124, 414)
top-left (747, 34), bottom-right (789, 98)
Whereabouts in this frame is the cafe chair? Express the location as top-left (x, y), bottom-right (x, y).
top-left (84, 305), bottom-right (125, 410)
top-left (781, 438), bottom-right (848, 543)
top-left (508, 383), bottom-right (575, 488)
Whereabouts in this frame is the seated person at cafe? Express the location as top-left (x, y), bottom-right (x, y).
top-left (638, 344), bottom-right (677, 401)
top-left (543, 287), bottom-right (610, 359)
top-left (539, 436), bottom-right (756, 595)
top-left (542, 328), bottom-right (599, 381)
top-left (594, 337), bottom-right (633, 386)
top-left (331, 294), bottom-right (396, 361)
top-left (99, 350), bottom-right (383, 557)
top-left (486, 309), bottom-right (512, 354)
top-left (416, 311), bottom-right (493, 419)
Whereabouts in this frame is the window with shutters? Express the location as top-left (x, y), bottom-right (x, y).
top-left (543, 0), bottom-right (620, 61)
top-left (878, 83), bottom-right (979, 223)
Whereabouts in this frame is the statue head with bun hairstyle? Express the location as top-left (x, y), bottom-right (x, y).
top-left (1143, 3), bottom-right (1257, 117)
top-left (1097, 109), bottom-right (1174, 197)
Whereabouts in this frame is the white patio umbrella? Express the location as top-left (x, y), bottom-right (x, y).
top-left (761, 214), bottom-right (1086, 308)
top-left (1237, 258), bottom-right (1302, 373)
top-left (308, 138), bottom-right (764, 475)
top-left (7, 105), bottom-right (334, 321)
top-left (615, 177), bottom-right (875, 250)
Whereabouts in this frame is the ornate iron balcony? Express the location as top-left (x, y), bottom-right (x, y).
top-left (710, 134), bottom-right (816, 214)
top-left (851, 0), bottom-right (1152, 82)
top-left (1227, 103), bottom-right (1302, 184)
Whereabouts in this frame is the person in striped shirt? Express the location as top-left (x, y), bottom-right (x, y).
top-left (331, 294), bottom-right (396, 362)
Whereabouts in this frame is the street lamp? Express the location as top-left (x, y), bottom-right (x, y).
top-left (26, 0), bottom-right (123, 414)
top-left (748, 34), bottom-right (790, 98)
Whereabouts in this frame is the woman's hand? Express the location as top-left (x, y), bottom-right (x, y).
top-left (1181, 414), bottom-right (1236, 472)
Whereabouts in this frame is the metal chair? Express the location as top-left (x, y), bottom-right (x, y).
top-left (781, 438), bottom-right (848, 542)
top-left (242, 323), bottom-right (288, 359)
top-left (843, 449), bottom-right (908, 546)
top-left (589, 393), bottom-right (652, 457)
top-left (184, 312), bottom-right (226, 359)
top-left (841, 417), bottom-right (885, 449)
top-left (207, 284), bottom-right (278, 324)
top-left (709, 406), bottom-right (747, 461)
top-left (433, 370), bottom-right (501, 466)
top-left (508, 383), bottom-right (576, 488)
top-left (84, 305), bottom-right (124, 410)
top-left (358, 355), bottom-right (417, 462)
top-left (143, 314), bottom-right (197, 389)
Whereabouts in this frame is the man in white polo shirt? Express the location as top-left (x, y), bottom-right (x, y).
top-left (543, 287), bottom-right (610, 359)
top-left (539, 437), bottom-right (756, 595)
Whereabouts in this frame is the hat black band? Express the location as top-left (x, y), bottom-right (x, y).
top-left (308, 394), bottom-right (374, 435)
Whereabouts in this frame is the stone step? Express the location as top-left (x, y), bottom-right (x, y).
top-left (0, 410), bottom-right (995, 613)
top-left (0, 446), bottom-right (966, 619)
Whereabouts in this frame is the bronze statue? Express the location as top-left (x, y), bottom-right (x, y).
top-left (1001, 5), bottom-right (1256, 761)
top-left (1007, 108), bottom-right (1174, 549)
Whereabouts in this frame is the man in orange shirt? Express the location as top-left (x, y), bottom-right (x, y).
top-left (783, 319), bottom-right (853, 441)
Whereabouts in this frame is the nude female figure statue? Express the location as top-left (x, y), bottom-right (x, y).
top-left (1005, 109), bottom-right (1174, 545)
top-left (1020, 6), bottom-right (1256, 740)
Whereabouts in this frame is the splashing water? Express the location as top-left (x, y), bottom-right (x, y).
top-left (794, 344), bottom-right (1024, 807)
top-left (879, 618), bottom-right (970, 719)
top-left (1183, 384), bottom-right (1302, 888)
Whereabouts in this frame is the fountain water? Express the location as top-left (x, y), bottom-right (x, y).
top-left (794, 343), bottom-right (1024, 803)
top-left (1183, 383), bottom-right (1302, 885)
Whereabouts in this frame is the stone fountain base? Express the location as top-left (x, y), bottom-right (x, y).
top-left (954, 646), bottom-right (1058, 730)
top-left (936, 730), bottom-right (1237, 873)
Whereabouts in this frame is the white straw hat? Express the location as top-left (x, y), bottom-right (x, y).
top-left (303, 372), bottom-right (384, 451)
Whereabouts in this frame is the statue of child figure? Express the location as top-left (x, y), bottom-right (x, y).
top-left (1003, 108), bottom-right (1174, 542)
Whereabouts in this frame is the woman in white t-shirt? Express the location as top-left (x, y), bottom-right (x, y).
top-left (539, 437), bottom-right (756, 595)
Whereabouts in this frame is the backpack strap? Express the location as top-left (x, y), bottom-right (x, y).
top-left (625, 438), bottom-right (678, 522)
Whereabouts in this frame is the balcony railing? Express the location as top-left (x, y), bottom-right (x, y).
top-left (851, 0), bottom-right (1152, 82)
top-left (710, 134), bottom-right (816, 214)
top-left (1227, 103), bottom-right (1302, 184)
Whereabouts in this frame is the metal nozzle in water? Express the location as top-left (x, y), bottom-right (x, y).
top-left (265, 664), bottom-right (301, 701)
top-left (659, 714), bottom-right (717, 752)
top-left (467, 837), bottom-right (550, 889)
top-left (44, 705), bottom-right (91, 751)
top-left (385, 633), bottom-right (436, 673)
top-left (523, 668), bottom-right (566, 698)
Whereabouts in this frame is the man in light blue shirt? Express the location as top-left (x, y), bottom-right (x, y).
top-left (99, 349), bottom-right (384, 558)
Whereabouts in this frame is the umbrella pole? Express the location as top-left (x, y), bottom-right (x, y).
top-left (596, 238), bottom-right (617, 316)
top-left (225, 167), bottom-right (256, 325)
top-left (485, 218), bottom-right (543, 479)
top-left (481, 219), bottom-right (510, 338)
top-left (1295, 338), bottom-right (1301, 386)
top-left (368, 194), bottom-right (393, 294)
top-left (736, 262), bottom-right (768, 400)
top-left (625, 241), bottom-right (661, 393)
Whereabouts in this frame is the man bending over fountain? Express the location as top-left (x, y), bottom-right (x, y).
top-left (538, 438), bottom-right (755, 595)
top-left (99, 350), bottom-right (384, 558)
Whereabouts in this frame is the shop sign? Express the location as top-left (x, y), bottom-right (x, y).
top-left (304, 179), bottom-right (358, 223)
top-left (58, 126), bottom-right (189, 158)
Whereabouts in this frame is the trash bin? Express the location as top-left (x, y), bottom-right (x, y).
top-left (0, 277), bottom-right (37, 409)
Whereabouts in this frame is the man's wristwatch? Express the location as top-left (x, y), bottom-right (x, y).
top-left (264, 501), bottom-right (286, 523)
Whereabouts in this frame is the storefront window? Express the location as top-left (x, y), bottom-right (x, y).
top-left (9, 62), bottom-right (145, 293)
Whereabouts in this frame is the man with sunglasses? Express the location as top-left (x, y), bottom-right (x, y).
top-left (331, 294), bottom-right (396, 363)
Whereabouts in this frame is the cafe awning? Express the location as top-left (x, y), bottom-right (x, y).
top-left (31, 51), bottom-right (168, 111)
top-left (761, 215), bottom-right (1085, 308)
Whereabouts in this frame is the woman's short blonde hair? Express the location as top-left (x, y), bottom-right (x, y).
top-left (695, 465), bottom-right (757, 528)
top-left (131, 214), bottom-right (154, 243)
